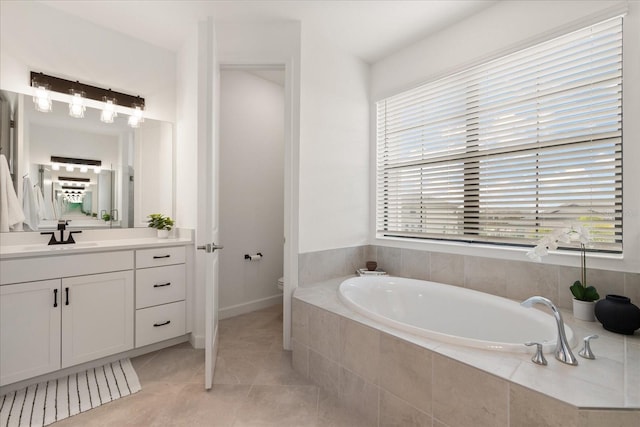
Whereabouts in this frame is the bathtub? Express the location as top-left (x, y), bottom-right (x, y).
top-left (339, 276), bottom-right (575, 353)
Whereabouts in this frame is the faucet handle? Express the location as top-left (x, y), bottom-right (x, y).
top-left (578, 334), bottom-right (598, 359)
top-left (525, 342), bottom-right (548, 366)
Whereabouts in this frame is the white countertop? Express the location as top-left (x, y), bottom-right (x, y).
top-left (294, 276), bottom-right (640, 410)
top-left (0, 229), bottom-right (193, 260)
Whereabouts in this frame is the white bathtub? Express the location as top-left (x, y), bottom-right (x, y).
top-left (339, 276), bottom-right (575, 353)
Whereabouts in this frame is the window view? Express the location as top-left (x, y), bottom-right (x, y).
top-left (376, 17), bottom-right (623, 253)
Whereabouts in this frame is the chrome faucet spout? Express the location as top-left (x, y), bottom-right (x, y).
top-left (521, 296), bottom-right (578, 366)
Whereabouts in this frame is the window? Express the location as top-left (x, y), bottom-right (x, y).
top-left (376, 17), bottom-right (623, 252)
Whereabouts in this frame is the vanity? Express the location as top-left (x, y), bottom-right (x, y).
top-left (0, 229), bottom-right (194, 389)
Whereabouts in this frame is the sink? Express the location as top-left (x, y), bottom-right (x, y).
top-left (17, 242), bottom-right (100, 252)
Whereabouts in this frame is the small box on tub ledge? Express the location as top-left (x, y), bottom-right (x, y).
top-left (147, 213), bottom-right (174, 239)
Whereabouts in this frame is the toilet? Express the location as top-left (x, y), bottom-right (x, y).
top-left (277, 277), bottom-right (284, 291)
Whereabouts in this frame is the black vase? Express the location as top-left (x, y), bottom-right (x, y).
top-left (594, 294), bottom-right (640, 335)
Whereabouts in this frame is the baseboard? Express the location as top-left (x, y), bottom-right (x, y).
top-left (219, 294), bottom-right (283, 320)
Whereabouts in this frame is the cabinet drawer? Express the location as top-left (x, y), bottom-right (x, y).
top-left (136, 264), bottom-right (185, 309)
top-left (136, 246), bottom-right (186, 268)
top-left (136, 301), bottom-right (186, 348)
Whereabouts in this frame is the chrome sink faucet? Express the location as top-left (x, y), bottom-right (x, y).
top-left (521, 296), bottom-right (578, 366)
top-left (41, 220), bottom-right (82, 245)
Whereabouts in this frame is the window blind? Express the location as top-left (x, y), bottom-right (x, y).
top-left (376, 17), bottom-right (622, 252)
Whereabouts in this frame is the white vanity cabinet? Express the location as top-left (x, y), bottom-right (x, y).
top-left (0, 279), bottom-right (61, 386)
top-left (61, 271), bottom-right (134, 368)
top-left (0, 251), bottom-right (134, 387)
top-left (135, 247), bottom-right (187, 347)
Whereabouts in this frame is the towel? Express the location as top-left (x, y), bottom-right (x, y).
top-left (34, 184), bottom-right (48, 219)
top-left (0, 154), bottom-right (24, 232)
top-left (22, 176), bottom-right (40, 231)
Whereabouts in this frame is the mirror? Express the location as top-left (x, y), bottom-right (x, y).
top-left (0, 89), bottom-right (173, 232)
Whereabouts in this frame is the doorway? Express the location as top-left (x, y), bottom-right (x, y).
top-left (218, 66), bottom-right (285, 320)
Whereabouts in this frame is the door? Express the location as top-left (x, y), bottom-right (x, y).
top-left (61, 271), bottom-right (134, 368)
top-left (197, 18), bottom-right (221, 390)
top-left (0, 279), bottom-right (61, 386)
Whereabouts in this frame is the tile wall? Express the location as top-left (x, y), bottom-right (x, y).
top-left (298, 245), bottom-right (640, 310)
top-left (291, 298), bottom-right (640, 427)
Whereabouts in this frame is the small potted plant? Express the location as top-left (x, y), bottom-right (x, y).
top-left (147, 213), bottom-right (174, 238)
top-left (526, 224), bottom-right (600, 321)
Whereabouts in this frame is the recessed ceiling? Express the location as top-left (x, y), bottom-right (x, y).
top-left (38, 0), bottom-right (498, 63)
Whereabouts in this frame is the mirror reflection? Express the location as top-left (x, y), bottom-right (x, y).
top-left (0, 89), bottom-right (173, 232)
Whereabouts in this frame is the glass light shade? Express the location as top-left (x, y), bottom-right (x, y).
top-left (51, 163), bottom-right (60, 171)
top-left (101, 100), bottom-right (117, 123)
top-left (93, 166), bottom-right (101, 174)
top-left (66, 165), bottom-right (74, 172)
top-left (69, 93), bottom-right (86, 118)
top-left (80, 166), bottom-right (88, 173)
top-left (128, 106), bottom-right (144, 128)
top-left (33, 86), bottom-right (52, 113)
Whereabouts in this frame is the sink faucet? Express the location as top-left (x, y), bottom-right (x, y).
top-left (41, 220), bottom-right (82, 245)
top-left (521, 296), bottom-right (578, 366)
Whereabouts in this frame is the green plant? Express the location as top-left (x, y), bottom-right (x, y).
top-left (102, 213), bottom-right (111, 221)
top-left (526, 224), bottom-right (600, 302)
top-left (147, 213), bottom-right (174, 231)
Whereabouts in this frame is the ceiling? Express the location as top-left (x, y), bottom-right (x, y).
top-left (39, 0), bottom-right (498, 64)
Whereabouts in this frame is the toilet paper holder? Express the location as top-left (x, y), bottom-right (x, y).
top-left (244, 252), bottom-right (263, 261)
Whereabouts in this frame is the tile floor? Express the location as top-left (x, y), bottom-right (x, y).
top-left (55, 304), bottom-right (368, 426)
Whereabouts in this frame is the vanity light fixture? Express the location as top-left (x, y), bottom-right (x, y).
top-left (68, 90), bottom-right (86, 118)
top-left (51, 156), bottom-right (102, 175)
top-left (30, 71), bottom-right (145, 125)
top-left (33, 84), bottom-right (52, 113)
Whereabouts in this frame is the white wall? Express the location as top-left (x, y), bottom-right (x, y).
top-left (28, 126), bottom-right (119, 167)
top-left (370, 0), bottom-right (640, 273)
top-left (218, 70), bottom-right (284, 314)
top-left (298, 28), bottom-right (370, 253)
top-left (0, 1), bottom-right (175, 122)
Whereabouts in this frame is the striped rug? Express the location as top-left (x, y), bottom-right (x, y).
top-left (0, 359), bottom-right (141, 427)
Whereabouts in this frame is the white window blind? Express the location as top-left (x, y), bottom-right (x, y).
top-left (376, 17), bottom-right (622, 252)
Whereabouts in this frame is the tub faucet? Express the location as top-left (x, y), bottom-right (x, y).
top-left (521, 296), bottom-right (578, 366)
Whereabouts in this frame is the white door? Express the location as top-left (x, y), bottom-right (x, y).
top-left (61, 271), bottom-right (134, 368)
top-left (0, 279), bottom-right (61, 386)
top-left (196, 18), bottom-right (221, 390)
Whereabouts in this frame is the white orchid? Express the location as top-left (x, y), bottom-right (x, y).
top-left (526, 223), bottom-right (599, 302)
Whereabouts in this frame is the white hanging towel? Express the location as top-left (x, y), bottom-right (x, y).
top-left (34, 184), bottom-right (47, 219)
top-left (0, 154), bottom-right (25, 232)
top-left (22, 176), bottom-right (40, 231)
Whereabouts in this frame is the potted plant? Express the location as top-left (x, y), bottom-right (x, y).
top-left (526, 224), bottom-right (600, 321)
top-left (147, 213), bottom-right (174, 238)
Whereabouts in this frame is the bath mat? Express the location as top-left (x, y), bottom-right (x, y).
top-left (0, 358), bottom-right (141, 426)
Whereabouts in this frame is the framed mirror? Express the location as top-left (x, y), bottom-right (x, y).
top-left (0, 89), bottom-right (173, 232)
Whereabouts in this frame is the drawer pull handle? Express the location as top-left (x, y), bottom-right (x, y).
top-left (153, 255), bottom-right (171, 259)
top-left (53, 289), bottom-right (58, 308)
top-left (154, 282), bottom-right (171, 288)
top-left (65, 287), bottom-right (69, 306)
top-left (153, 320), bottom-right (171, 327)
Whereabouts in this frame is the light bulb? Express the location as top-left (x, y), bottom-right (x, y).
top-left (101, 100), bottom-right (117, 123)
top-left (33, 86), bottom-right (52, 113)
top-left (128, 106), bottom-right (144, 128)
top-left (52, 163), bottom-right (60, 171)
top-left (93, 166), bottom-right (101, 174)
top-left (80, 166), bottom-right (88, 173)
top-left (69, 92), bottom-right (86, 118)
top-left (66, 165), bottom-right (74, 172)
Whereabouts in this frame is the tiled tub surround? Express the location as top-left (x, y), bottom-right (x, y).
top-left (291, 278), bottom-right (640, 427)
top-left (298, 245), bottom-right (640, 312)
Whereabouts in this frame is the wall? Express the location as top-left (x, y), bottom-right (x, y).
top-left (218, 70), bottom-right (285, 317)
top-left (298, 29), bottom-right (370, 253)
top-left (0, 1), bottom-right (176, 122)
top-left (369, 0), bottom-right (640, 274)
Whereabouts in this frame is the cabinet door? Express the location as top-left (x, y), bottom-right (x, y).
top-left (0, 279), bottom-right (61, 386)
top-left (61, 271), bottom-right (134, 368)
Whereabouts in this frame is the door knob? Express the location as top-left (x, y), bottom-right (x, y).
top-left (197, 243), bottom-right (224, 253)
